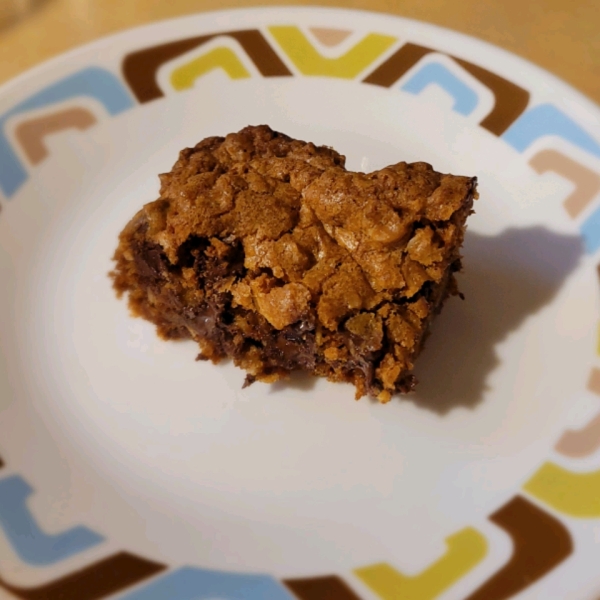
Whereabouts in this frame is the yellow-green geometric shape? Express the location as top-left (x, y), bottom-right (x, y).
top-left (170, 47), bottom-right (251, 91)
top-left (354, 527), bottom-right (488, 600)
top-left (524, 462), bottom-right (600, 518)
top-left (268, 26), bottom-right (396, 79)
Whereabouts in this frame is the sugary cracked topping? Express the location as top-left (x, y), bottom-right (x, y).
top-left (146, 126), bottom-right (473, 332)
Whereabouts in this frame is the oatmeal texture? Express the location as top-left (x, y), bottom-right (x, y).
top-left (112, 125), bottom-right (477, 401)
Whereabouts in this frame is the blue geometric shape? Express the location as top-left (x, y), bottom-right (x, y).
top-left (117, 567), bottom-right (295, 600)
top-left (502, 103), bottom-right (600, 158)
top-left (581, 203), bottom-right (600, 253)
top-left (401, 62), bottom-right (478, 116)
top-left (0, 66), bottom-right (134, 198)
top-left (0, 475), bottom-right (104, 566)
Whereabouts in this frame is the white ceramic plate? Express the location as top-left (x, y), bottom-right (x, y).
top-left (1, 7), bottom-right (600, 600)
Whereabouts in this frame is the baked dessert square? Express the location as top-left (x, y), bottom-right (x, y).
top-left (111, 125), bottom-right (477, 402)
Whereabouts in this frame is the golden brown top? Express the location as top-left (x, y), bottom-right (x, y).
top-left (143, 125), bottom-right (476, 332)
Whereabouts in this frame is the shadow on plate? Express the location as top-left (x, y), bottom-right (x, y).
top-left (412, 226), bottom-right (584, 414)
top-left (270, 369), bottom-right (318, 393)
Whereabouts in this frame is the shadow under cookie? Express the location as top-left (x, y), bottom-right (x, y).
top-left (412, 226), bottom-right (583, 414)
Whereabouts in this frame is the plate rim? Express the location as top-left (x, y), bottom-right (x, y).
top-left (1, 6), bottom-right (600, 600)
top-left (0, 5), bottom-right (599, 121)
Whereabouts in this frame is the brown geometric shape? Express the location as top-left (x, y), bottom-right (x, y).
top-left (465, 495), bottom-right (573, 600)
top-left (530, 149), bottom-right (600, 218)
top-left (0, 552), bottom-right (165, 600)
top-left (285, 575), bottom-right (362, 600)
top-left (14, 107), bottom-right (96, 165)
top-left (122, 29), bottom-right (292, 103)
top-left (556, 411), bottom-right (600, 458)
top-left (556, 367), bottom-right (600, 457)
top-left (588, 367), bottom-right (600, 396)
top-left (363, 42), bottom-right (432, 88)
top-left (451, 57), bottom-right (530, 136)
top-left (308, 28), bottom-right (352, 48)
top-left (363, 42), bottom-right (530, 136)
